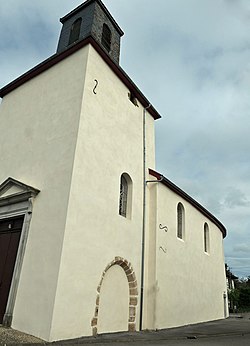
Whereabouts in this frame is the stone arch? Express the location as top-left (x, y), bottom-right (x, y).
top-left (91, 257), bottom-right (138, 336)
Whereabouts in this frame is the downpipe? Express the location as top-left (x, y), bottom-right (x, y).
top-left (139, 103), bottom-right (151, 331)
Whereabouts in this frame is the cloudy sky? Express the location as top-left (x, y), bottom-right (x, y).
top-left (1, 0), bottom-right (250, 278)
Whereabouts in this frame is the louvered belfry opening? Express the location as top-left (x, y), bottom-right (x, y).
top-left (101, 23), bottom-right (111, 52)
top-left (68, 18), bottom-right (82, 45)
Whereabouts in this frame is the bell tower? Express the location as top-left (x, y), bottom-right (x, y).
top-left (56, 0), bottom-right (124, 64)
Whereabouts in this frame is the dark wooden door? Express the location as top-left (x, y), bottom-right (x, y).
top-left (0, 216), bottom-right (24, 323)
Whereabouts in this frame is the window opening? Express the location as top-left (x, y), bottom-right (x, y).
top-left (204, 222), bottom-right (210, 253)
top-left (177, 202), bottom-right (185, 240)
top-left (119, 175), bottom-right (128, 217)
top-left (68, 18), bottom-right (82, 46)
top-left (101, 23), bottom-right (111, 52)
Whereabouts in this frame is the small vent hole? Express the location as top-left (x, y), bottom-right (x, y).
top-left (128, 92), bottom-right (138, 107)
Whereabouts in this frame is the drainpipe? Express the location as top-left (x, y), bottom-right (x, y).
top-left (139, 103), bottom-right (151, 331)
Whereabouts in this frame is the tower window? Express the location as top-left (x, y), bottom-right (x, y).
top-left (177, 202), bottom-right (185, 240)
top-left (119, 173), bottom-right (132, 218)
top-left (204, 222), bottom-right (210, 253)
top-left (68, 18), bottom-right (82, 46)
top-left (101, 23), bottom-right (111, 52)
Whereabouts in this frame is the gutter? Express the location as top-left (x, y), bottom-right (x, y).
top-left (149, 169), bottom-right (227, 238)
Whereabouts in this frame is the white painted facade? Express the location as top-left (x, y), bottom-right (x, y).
top-left (145, 178), bottom-right (228, 330)
top-left (0, 1), bottom-right (228, 342)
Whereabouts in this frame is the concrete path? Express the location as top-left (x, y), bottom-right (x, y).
top-left (0, 314), bottom-right (250, 345)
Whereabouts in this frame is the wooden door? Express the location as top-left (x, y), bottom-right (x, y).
top-left (0, 216), bottom-right (24, 323)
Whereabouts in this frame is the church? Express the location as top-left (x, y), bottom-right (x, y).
top-left (0, 0), bottom-right (228, 342)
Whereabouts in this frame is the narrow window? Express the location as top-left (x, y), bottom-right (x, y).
top-left (204, 222), bottom-right (210, 253)
top-left (68, 18), bottom-right (82, 46)
top-left (177, 202), bottom-right (185, 240)
top-left (119, 173), bottom-right (132, 218)
top-left (101, 23), bottom-right (111, 52)
top-left (119, 175), bottom-right (128, 217)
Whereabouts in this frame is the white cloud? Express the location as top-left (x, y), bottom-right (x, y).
top-left (233, 244), bottom-right (250, 253)
top-left (223, 188), bottom-right (250, 208)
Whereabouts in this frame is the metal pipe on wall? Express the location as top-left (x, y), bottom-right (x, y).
top-left (139, 103), bottom-right (151, 331)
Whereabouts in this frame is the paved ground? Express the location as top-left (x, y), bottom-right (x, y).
top-left (0, 326), bottom-right (44, 345)
top-left (0, 313), bottom-right (250, 345)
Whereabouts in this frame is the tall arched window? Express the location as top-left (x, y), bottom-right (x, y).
top-left (68, 18), bottom-right (82, 46)
top-left (177, 202), bottom-right (185, 240)
top-left (119, 173), bottom-right (132, 218)
top-left (204, 222), bottom-right (210, 253)
top-left (101, 23), bottom-right (111, 52)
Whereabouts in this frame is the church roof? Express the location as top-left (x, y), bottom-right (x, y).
top-left (149, 168), bottom-right (227, 238)
top-left (0, 37), bottom-right (161, 120)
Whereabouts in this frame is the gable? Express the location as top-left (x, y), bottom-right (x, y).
top-left (0, 37), bottom-right (161, 120)
top-left (0, 177), bottom-right (40, 206)
top-left (0, 185), bottom-right (24, 198)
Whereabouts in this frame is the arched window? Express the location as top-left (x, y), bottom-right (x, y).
top-left (177, 202), bottom-right (185, 240)
top-left (101, 23), bottom-right (111, 52)
top-left (68, 18), bottom-right (82, 46)
top-left (119, 173), bottom-right (132, 218)
top-left (204, 222), bottom-right (210, 253)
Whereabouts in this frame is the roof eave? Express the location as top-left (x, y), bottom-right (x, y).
top-left (149, 168), bottom-right (227, 238)
top-left (0, 36), bottom-right (161, 121)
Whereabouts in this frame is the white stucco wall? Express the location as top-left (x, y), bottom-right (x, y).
top-left (148, 181), bottom-right (228, 330)
top-left (48, 45), bottom-right (156, 341)
top-left (0, 38), bottom-right (227, 342)
top-left (0, 47), bottom-right (88, 340)
top-left (97, 265), bottom-right (129, 333)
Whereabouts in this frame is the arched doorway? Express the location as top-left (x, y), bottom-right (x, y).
top-left (91, 257), bottom-right (138, 335)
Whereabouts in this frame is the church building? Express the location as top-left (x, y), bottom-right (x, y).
top-left (0, 0), bottom-right (228, 342)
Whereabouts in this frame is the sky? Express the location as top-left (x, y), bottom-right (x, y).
top-left (1, 0), bottom-right (250, 278)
